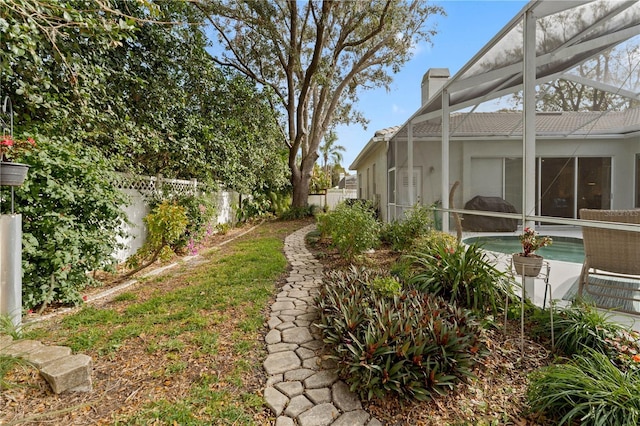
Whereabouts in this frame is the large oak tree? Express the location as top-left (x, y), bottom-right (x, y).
top-left (198, 0), bottom-right (444, 207)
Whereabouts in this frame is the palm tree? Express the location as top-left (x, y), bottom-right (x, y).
top-left (319, 130), bottom-right (346, 176)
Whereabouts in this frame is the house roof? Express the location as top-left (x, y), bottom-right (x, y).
top-left (392, 107), bottom-right (640, 139)
top-left (349, 126), bottom-right (400, 170)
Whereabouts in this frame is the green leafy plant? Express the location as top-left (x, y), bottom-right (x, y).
top-left (316, 201), bottom-right (380, 260)
top-left (368, 276), bottom-right (402, 298)
top-left (528, 349), bottom-right (640, 426)
top-left (279, 205), bottom-right (319, 220)
top-left (148, 190), bottom-right (217, 253)
top-left (390, 230), bottom-right (458, 281)
top-left (404, 242), bottom-right (515, 315)
top-left (316, 266), bottom-right (485, 401)
top-left (380, 204), bottom-right (433, 251)
top-left (237, 194), bottom-right (274, 222)
top-left (0, 136), bottom-right (127, 310)
top-left (124, 201), bottom-right (188, 277)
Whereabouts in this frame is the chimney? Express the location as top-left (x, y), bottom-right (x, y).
top-left (421, 68), bottom-right (450, 105)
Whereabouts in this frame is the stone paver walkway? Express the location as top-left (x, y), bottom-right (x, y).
top-left (263, 224), bottom-right (382, 426)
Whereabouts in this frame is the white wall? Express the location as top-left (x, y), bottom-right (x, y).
top-left (309, 189), bottom-right (358, 211)
top-left (350, 141), bottom-right (388, 220)
top-left (112, 175), bottom-right (238, 262)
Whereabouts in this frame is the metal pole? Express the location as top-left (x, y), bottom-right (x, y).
top-left (520, 10), bottom-right (538, 353)
top-left (442, 89), bottom-right (450, 232)
top-left (408, 122), bottom-right (414, 207)
top-left (0, 214), bottom-right (22, 328)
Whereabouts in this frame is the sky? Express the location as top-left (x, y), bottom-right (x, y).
top-left (338, 0), bottom-right (528, 170)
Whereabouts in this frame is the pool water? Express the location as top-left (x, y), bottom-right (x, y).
top-left (463, 235), bottom-right (585, 264)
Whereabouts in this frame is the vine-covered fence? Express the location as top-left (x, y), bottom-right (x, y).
top-left (112, 173), bottom-right (239, 262)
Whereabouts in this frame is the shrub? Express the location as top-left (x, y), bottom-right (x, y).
top-left (316, 201), bottom-right (380, 260)
top-left (316, 266), bottom-right (485, 401)
top-left (380, 204), bottom-right (433, 251)
top-left (148, 191), bottom-right (217, 252)
top-left (411, 231), bottom-right (458, 254)
top-left (368, 276), bottom-right (402, 298)
top-left (404, 241), bottom-right (515, 316)
top-left (125, 201), bottom-right (188, 276)
top-left (0, 136), bottom-right (127, 310)
top-left (279, 205), bottom-right (318, 220)
top-left (237, 193), bottom-right (274, 222)
top-left (528, 349), bottom-right (640, 426)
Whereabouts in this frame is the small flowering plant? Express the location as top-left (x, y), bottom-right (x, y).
top-left (0, 134), bottom-right (36, 162)
top-left (519, 227), bottom-right (552, 257)
top-left (605, 330), bottom-right (640, 372)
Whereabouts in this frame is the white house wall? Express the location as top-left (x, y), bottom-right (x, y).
top-left (353, 141), bottom-right (388, 221)
top-left (459, 137), bottom-right (636, 211)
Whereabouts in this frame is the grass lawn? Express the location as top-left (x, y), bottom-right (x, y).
top-left (1, 219), bottom-right (312, 425)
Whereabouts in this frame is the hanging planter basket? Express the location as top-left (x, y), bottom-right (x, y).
top-left (0, 162), bottom-right (30, 187)
top-left (512, 253), bottom-right (544, 277)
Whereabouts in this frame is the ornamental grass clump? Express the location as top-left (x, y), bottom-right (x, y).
top-left (528, 349), bottom-right (640, 426)
top-left (316, 266), bottom-right (485, 401)
top-left (539, 301), bottom-right (628, 357)
top-left (404, 241), bottom-right (516, 316)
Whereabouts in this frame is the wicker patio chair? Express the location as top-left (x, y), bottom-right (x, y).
top-left (578, 209), bottom-right (640, 313)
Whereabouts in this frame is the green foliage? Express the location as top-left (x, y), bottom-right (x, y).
top-left (316, 201), bottom-right (380, 260)
top-left (0, 315), bottom-right (32, 389)
top-left (316, 266), bottom-right (485, 401)
top-left (148, 191), bottom-right (217, 252)
top-left (411, 231), bottom-right (459, 254)
top-left (528, 349), bottom-right (640, 426)
top-left (237, 194), bottom-right (274, 222)
top-left (368, 276), bottom-right (402, 298)
top-left (2, 1), bottom-right (289, 195)
top-left (390, 231), bottom-right (458, 281)
top-left (279, 205), bottom-right (319, 220)
top-left (127, 201), bottom-right (188, 270)
top-left (0, 137), bottom-right (127, 310)
top-left (380, 204), bottom-right (434, 251)
top-left (404, 242), bottom-right (515, 316)
top-left (310, 163), bottom-right (331, 193)
top-left (540, 301), bottom-right (628, 357)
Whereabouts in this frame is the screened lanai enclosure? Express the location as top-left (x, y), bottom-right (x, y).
top-left (386, 0), bottom-right (640, 230)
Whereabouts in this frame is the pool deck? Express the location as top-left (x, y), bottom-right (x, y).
top-left (464, 226), bottom-right (640, 332)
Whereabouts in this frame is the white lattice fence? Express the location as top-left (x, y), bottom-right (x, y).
top-left (112, 173), bottom-right (238, 262)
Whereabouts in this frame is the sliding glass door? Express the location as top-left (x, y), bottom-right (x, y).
top-left (475, 156), bottom-right (612, 219)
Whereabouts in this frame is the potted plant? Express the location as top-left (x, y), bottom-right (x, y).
top-left (513, 227), bottom-right (553, 277)
top-left (0, 134), bottom-right (35, 186)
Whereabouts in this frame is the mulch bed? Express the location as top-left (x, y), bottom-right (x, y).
top-left (309, 238), bottom-right (554, 425)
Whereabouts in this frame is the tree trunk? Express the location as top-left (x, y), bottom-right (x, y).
top-left (291, 168), bottom-right (312, 208)
top-left (291, 152), bottom-right (316, 208)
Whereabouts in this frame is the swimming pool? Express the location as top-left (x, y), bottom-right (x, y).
top-left (463, 235), bottom-right (585, 264)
